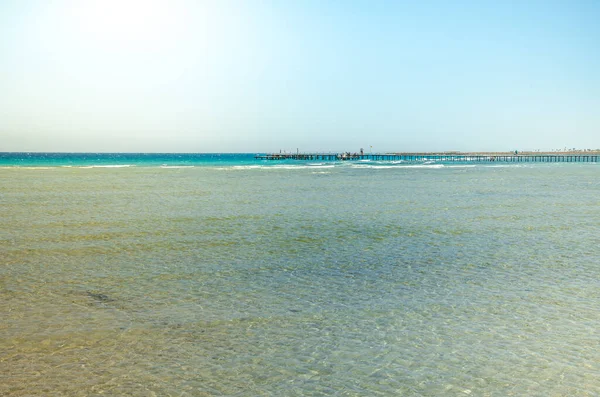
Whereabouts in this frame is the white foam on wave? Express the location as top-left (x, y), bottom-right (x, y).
top-left (270, 164), bottom-right (335, 170)
top-left (352, 164), bottom-right (445, 169)
top-left (353, 165), bottom-right (399, 169)
top-left (411, 164), bottom-right (445, 168)
top-left (231, 165), bottom-right (264, 170)
top-left (227, 164), bottom-right (337, 171)
top-left (159, 165), bottom-right (195, 168)
top-left (79, 164), bottom-right (134, 168)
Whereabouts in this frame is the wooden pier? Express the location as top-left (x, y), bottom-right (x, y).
top-left (255, 153), bottom-right (599, 163)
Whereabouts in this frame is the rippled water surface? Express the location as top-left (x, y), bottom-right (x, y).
top-left (1, 162), bottom-right (600, 396)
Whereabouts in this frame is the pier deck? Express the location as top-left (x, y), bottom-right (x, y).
top-left (255, 153), bottom-right (599, 163)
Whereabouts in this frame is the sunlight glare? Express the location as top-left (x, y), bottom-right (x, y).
top-left (69, 0), bottom-right (185, 50)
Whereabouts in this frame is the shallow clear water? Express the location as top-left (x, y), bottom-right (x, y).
top-left (1, 158), bottom-right (600, 396)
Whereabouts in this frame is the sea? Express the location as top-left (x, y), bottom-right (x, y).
top-left (1, 153), bottom-right (599, 396)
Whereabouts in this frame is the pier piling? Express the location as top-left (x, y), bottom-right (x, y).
top-left (254, 153), bottom-right (599, 163)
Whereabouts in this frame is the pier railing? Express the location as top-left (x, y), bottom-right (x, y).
top-left (255, 153), bottom-right (599, 163)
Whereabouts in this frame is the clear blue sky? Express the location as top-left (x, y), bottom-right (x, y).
top-left (1, 0), bottom-right (598, 152)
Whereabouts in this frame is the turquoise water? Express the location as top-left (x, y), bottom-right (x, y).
top-left (1, 154), bottom-right (600, 396)
top-left (0, 152), bottom-right (259, 168)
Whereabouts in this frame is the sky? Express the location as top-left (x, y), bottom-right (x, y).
top-left (0, 0), bottom-right (598, 153)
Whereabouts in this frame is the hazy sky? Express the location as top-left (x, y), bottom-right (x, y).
top-left (1, 0), bottom-right (598, 153)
